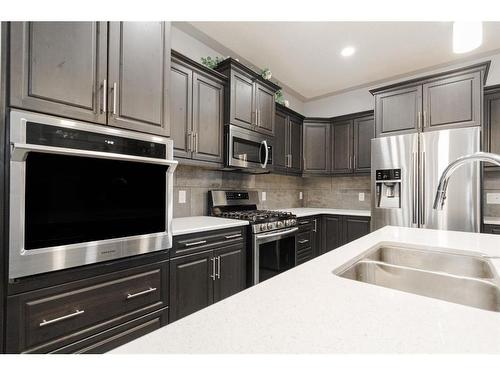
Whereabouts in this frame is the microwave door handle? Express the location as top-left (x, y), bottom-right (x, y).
top-left (10, 143), bottom-right (178, 170)
top-left (260, 140), bottom-right (269, 168)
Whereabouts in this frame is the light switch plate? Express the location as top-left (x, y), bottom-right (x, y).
top-left (299, 191), bottom-right (303, 200)
top-left (179, 190), bottom-right (186, 204)
top-left (261, 191), bottom-right (267, 201)
top-left (486, 193), bottom-right (500, 204)
top-left (358, 192), bottom-right (365, 202)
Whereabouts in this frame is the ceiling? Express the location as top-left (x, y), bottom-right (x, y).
top-left (188, 22), bottom-right (500, 100)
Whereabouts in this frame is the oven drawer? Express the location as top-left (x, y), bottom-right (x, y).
top-left (172, 227), bottom-right (246, 258)
top-left (296, 231), bottom-right (312, 250)
top-left (6, 261), bottom-right (168, 353)
top-left (297, 247), bottom-right (314, 265)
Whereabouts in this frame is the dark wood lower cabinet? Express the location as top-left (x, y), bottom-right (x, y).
top-left (322, 215), bottom-right (371, 254)
top-left (169, 230), bottom-right (247, 322)
top-left (297, 216), bottom-right (322, 263)
top-left (483, 224), bottom-right (500, 235)
top-left (344, 216), bottom-right (371, 244)
top-left (6, 260), bottom-right (169, 353)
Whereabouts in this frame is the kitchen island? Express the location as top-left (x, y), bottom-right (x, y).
top-left (112, 226), bottom-right (500, 353)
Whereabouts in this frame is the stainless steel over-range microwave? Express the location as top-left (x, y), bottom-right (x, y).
top-left (8, 110), bottom-right (177, 279)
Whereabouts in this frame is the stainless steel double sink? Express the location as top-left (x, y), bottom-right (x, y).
top-left (335, 246), bottom-right (500, 312)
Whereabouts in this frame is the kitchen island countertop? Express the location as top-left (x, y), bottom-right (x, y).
top-left (112, 226), bottom-right (500, 353)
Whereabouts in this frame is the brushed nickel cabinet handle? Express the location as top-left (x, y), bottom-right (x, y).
top-left (418, 111), bottom-right (421, 130)
top-left (102, 79), bottom-right (107, 114)
top-left (423, 110), bottom-right (427, 128)
top-left (195, 132), bottom-right (199, 153)
top-left (299, 220), bottom-right (309, 225)
top-left (184, 240), bottom-right (207, 247)
top-left (210, 257), bottom-right (216, 280)
top-left (216, 256), bottom-right (221, 279)
top-left (39, 309), bottom-right (85, 327)
top-left (126, 287), bottom-right (157, 300)
top-left (112, 82), bottom-right (118, 115)
top-left (298, 239), bottom-right (309, 244)
top-left (313, 219), bottom-right (317, 232)
top-left (187, 132), bottom-right (193, 152)
top-left (224, 234), bottom-right (242, 239)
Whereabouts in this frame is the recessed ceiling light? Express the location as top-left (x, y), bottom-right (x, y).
top-left (341, 46), bottom-right (356, 57)
top-left (453, 22), bottom-right (482, 54)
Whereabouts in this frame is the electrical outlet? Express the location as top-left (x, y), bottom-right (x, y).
top-left (178, 190), bottom-right (186, 204)
top-left (261, 191), bottom-right (267, 201)
top-left (299, 191), bottom-right (303, 200)
top-left (486, 193), bottom-right (500, 204)
top-left (358, 192), bottom-right (365, 202)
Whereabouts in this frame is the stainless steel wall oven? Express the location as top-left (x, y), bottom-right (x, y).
top-left (9, 110), bottom-right (177, 279)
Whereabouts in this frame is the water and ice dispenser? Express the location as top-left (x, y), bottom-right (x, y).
top-left (375, 169), bottom-right (401, 209)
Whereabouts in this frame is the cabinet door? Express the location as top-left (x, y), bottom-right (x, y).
top-left (331, 120), bottom-right (353, 174)
top-left (288, 116), bottom-right (303, 173)
top-left (255, 83), bottom-right (275, 135)
top-left (321, 215), bottom-right (343, 254)
top-left (169, 250), bottom-right (214, 322)
top-left (192, 72), bottom-right (224, 164)
top-left (422, 72), bottom-right (481, 131)
top-left (10, 22), bottom-right (107, 124)
top-left (353, 115), bottom-right (375, 173)
top-left (213, 244), bottom-right (246, 303)
top-left (170, 61), bottom-right (193, 159)
top-left (312, 216), bottom-right (322, 257)
top-left (274, 109), bottom-right (288, 172)
top-left (229, 69), bottom-right (255, 130)
top-left (303, 122), bottom-right (330, 174)
top-left (484, 89), bottom-right (500, 170)
top-left (343, 216), bottom-right (371, 244)
top-left (375, 85), bottom-right (422, 136)
top-left (108, 22), bottom-right (171, 135)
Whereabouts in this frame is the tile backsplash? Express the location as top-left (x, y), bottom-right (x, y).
top-left (484, 170), bottom-right (500, 217)
top-left (172, 165), bottom-right (372, 218)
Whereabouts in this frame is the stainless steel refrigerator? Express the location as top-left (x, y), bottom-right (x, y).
top-left (371, 127), bottom-right (481, 232)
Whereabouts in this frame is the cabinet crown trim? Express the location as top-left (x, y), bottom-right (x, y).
top-left (171, 49), bottom-right (228, 82)
top-left (216, 57), bottom-right (281, 92)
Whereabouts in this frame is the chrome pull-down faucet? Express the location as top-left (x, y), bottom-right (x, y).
top-left (433, 152), bottom-right (500, 210)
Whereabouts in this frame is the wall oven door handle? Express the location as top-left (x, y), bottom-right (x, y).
top-left (10, 143), bottom-right (178, 169)
top-left (255, 227), bottom-right (298, 240)
top-left (260, 140), bottom-right (269, 169)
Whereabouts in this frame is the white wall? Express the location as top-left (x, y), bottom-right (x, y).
top-left (303, 52), bottom-right (500, 118)
top-left (171, 25), bottom-right (305, 114)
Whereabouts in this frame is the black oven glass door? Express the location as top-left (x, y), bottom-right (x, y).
top-left (258, 236), bottom-right (295, 282)
top-left (24, 153), bottom-right (167, 250)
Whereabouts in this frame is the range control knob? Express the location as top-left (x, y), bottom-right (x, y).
top-left (267, 223), bottom-right (274, 230)
top-left (260, 224), bottom-right (267, 231)
top-left (277, 221), bottom-right (284, 228)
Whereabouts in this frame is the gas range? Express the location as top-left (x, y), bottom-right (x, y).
top-left (208, 191), bottom-right (297, 234)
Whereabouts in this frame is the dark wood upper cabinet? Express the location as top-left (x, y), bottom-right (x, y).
top-left (107, 22), bottom-right (170, 136)
top-left (303, 120), bottom-right (331, 174)
top-left (217, 58), bottom-right (280, 136)
top-left (255, 83), bottom-right (275, 135)
top-left (275, 104), bottom-right (304, 174)
top-left (170, 60), bottom-right (192, 159)
top-left (353, 115), bottom-right (375, 173)
top-left (10, 22), bottom-right (108, 124)
top-left (169, 250), bottom-right (214, 322)
top-left (483, 85), bottom-right (500, 170)
top-left (331, 120), bottom-right (353, 174)
top-left (170, 51), bottom-right (226, 166)
top-left (288, 116), bottom-right (303, 173)
top-left (274, 109), bottom-right (288, 172)
top-left (374, 84), bottom-right (422, 137)
top-left (422, 71), bottom-right (481, 130)
top-left (372, 62), bottom-right (489, 137)
top-left (192, 71), bottom-right (224, 164)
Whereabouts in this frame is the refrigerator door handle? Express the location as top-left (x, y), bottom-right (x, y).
top-left (420, 151), bottom-right (426, 226)
top-left (412, 152), bottom-right (418, 225)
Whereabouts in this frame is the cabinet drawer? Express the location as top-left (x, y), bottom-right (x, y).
top-left (296, 231), bottom-right (312, 250)
top-left (483, 224), bottom-right (500, 235)
top-left (7, 261), bottom-right (168, 353)
top-left (51, 308), bottom-right (168, 354)
top-left (297, 247), bottom-right (314, 265)
top-left (172, 227), bottom-right (245, 258)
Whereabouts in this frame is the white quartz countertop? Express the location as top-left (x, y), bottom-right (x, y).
top-left (112, 226), bottom-right (500, 353)
top-left (172, 216), bottom-right (249, 236)
top-left (280, 207), bottom-right (371, 217)
top-left (484, 216), bottom-right (500, 226)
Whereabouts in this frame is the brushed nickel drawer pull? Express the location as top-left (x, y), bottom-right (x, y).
top-left (126, 287), bottom-right (157, 300)
top-left (299, 220), bottom-right (309, 225)
top-left (39, 309), bottom-right (85, 327)
top-left (224, 234), bottom-right (242, 239)
top-left (184, 240), bottom-right (207, 247)
top-left (216, 256), bottom-right (221, 279)
top-left (298, 239), bottom-right (309, 244)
